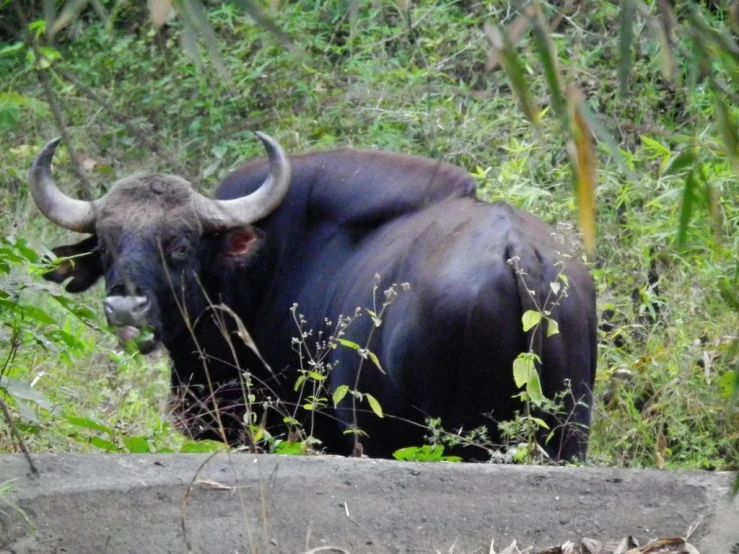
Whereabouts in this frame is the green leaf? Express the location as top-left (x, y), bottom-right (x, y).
top-left (718, 370), bottom-right (737, 400)
top-left (712, 86), bottom-right (739, 174)
top-left (546, 318), bottom-right (559, 337)
top-left (522, 310), bottom-right (542, 332)
top-left (122, 436), bottom-right (151, 454)
top-left (663, 149), bottom-right (696, 177)
top-left (176, 0), bottom-right (231, 84)
top-left (0, 376), bottom-right (60, 415)
top-left (229, 0), bottom-right (295, 51)
top-left (392, 445), bottom-right (461, 462)
top-left (531, 6), bottom-right (566, 125)
top-left (365, 393), bottom-right (384, 418)
top-left (526, 370), bottom-right (546, 407)
top-left (274, 441), bottom-right (304, 456)
top-left (618, 0), bottom-right (635, 98)
top-left (180, 440), bottom-right (228, 453)
top-left (65, 415), bottom-right (114, 435)
top-left (0, 42), bottom-right (26, 58)
top-left (484, 21), bottom-right (540, 133)
top-left (677, 168), bottom-right (700, 251)
top-left (333, 384), bottom-right (349, 406)
top-left (307, 371), bottom-right (326, 381)
top-left (9, 397), bottom-right (40, 424)
top-left (513, 355), bottom-right (534, 388)
top-left (20, 305), bottom-right (56, 325)
top-left (641, 136), bottom-right (671, 157)
top-left (337, 338), bottom-right (360, 351)
top-left (0, 93), bottom-right (50, 119)
top-left (368, 351), bottom-right (384, 374)
top-left (88, 436), bottom-right (118, 452)
top-left (576, 99), bottom-right (637, 181)
top-left (529, 416), bottom-right (550, 430)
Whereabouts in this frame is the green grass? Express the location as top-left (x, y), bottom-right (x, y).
top-left (0, 1), bottom-right (737, 469)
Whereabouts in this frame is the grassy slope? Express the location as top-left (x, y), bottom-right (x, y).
top-left (0, 1), bottom-right (737, 468)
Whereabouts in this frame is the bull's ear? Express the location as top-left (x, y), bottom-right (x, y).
top-left (43, 235), bottom-right (102, 293)
top-left (217, 227), bottom-right (265, 267)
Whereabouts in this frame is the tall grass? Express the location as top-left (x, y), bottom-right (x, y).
top-left (0, 0), bottom-right (736, 470)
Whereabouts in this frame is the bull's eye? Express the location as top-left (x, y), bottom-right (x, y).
top-left (168, 244), bottom-right (190, 264)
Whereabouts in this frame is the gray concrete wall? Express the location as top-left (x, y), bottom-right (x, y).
top-left (1, 454), bottom-right (736, 553)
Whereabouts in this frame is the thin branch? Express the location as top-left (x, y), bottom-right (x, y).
top-left (52, 67), bottom-right (190, 178)
top-left (0, 396), bottom-right (39, 476)
top-left (12, 0), bottom-right (94, 198)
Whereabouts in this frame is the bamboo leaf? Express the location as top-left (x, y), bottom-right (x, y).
top-left (663, 149), bottom-right (696, 177)
top-left (618, 0), bottom-right (635, 98)
top-left (1, 376), bottom-right (61, 415)
top-left (11, 398), bottom-right (40, 424)
top-left (711, 85), bottom-right (739, 174)
top-left (65, 415), bottom-right (114, 435)
top-left (531, 5), bottom-right (567, 126)
top-left (569, 90), bottom-right (598, 261)
top-left (483, 21), bottom-right (540, 133)
top-left (228, 0), bottom-right (295, 51)
top-left (175, 0), bottom-right (231, 83)
top-left (676, 168), bottom-right (699, 251)
top-left (577, 98), bottom-right (637, 181)
top-left (50, 0), bottom-right (91, 36)
top-left (654, 0), bottom-right (680, 86)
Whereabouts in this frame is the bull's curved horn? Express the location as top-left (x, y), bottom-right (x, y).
top-left (29, 137), bottom-right (96, 233)
top-left (194, 132), bottom-right (292, 230)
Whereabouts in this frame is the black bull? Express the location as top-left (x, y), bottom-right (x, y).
top-left (33, 135), bottom-right (597, 460)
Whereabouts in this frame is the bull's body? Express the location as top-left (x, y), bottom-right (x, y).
top-left (32, 137), bottom-right (597, 460)
top-left (174, 149), bottom-right (597, 459)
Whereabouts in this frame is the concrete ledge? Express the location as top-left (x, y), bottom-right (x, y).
top-left (0, 455), bottom-right (736, 553)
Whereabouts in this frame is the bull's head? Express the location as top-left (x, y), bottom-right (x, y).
top-left (30, 133), bottom-right (291, 354)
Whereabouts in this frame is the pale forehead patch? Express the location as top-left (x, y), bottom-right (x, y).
top-left (95, 175), bottom-right (203, 232)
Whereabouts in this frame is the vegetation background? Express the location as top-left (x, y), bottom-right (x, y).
top-left (0, 0), bottom-right (737, 473)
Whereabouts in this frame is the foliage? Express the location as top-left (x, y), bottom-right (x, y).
top-left (0, 0), bottom-right (736, 472)
top-left (0, 234), bottom-right (217, 454)
top-left (392, 445), bottom-right (462, 463)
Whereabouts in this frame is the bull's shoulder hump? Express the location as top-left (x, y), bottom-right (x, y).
top-left (216, 148), bottom-right (478, 227)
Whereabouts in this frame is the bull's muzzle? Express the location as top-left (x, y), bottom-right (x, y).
top-left (104, 295), bottom-right (157, 353)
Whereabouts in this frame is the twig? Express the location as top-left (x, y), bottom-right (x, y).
top-left (0, 396), bottom-right (38, 476)
top-left (14, 0), bottom-right (189, 181)
top-left (181, 452), bottom-right (221, 554)
top-left (616, 120), bottom-right (722, 153)
top-left (12, 0), bottom-right (94, 199)
top-left (53, 67), bottom-right (190, 178)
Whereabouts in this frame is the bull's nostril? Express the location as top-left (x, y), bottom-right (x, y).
top-left (132, 295), bottom-right (150, 314)
top-left (104, 295), bottom-right (151, 327)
